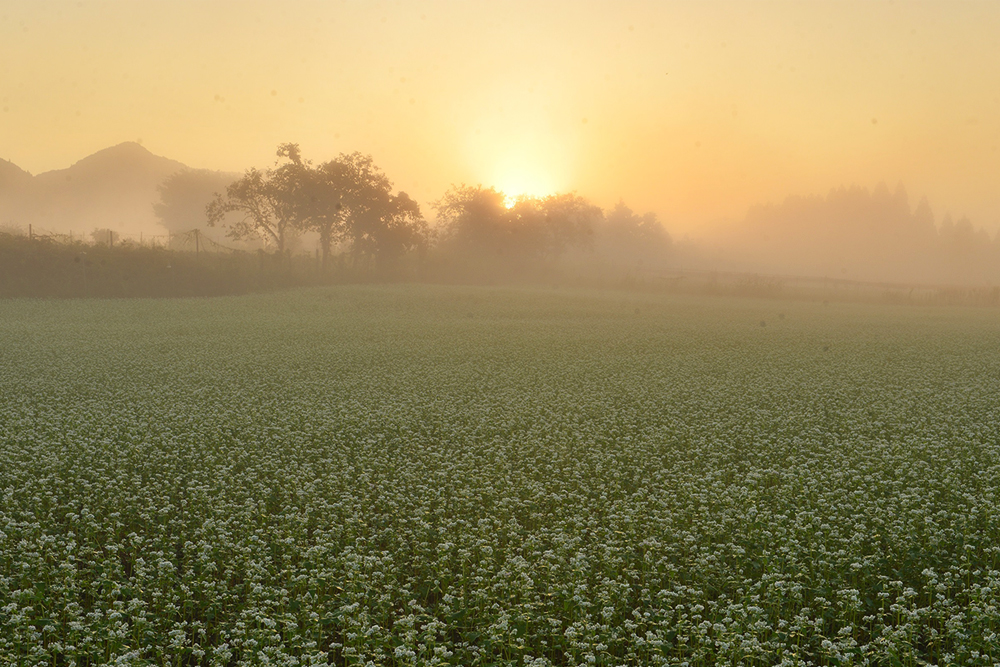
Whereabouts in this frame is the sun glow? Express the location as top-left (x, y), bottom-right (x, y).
top-left (493, 165), bottom-right (557, 207)
top-left (465, 109), bottom-right (569, 209)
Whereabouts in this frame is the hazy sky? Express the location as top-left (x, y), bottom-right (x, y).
top-left (2, 0), bottom-right (999, 234)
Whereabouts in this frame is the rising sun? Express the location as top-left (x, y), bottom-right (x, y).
top-left (465, 112), bottom-right (569, 207)
top-left (493, 167), bottom-right (556, 208)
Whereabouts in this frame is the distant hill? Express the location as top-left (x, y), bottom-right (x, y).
top-left (0, 158), bottom-right (32, 192)
top-left (0, 143), bottom-right (192, 238)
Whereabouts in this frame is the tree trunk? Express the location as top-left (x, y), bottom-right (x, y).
top-left (320, 228), bottom-right (333, 269)
top-left (275, 224), bottom-right (286, 262)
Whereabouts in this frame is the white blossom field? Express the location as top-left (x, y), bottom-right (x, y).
top-left (2, 286), bottom-right (1000, 666)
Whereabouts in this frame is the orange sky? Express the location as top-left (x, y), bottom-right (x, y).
top-left (1, 0), bottom-right (999, 235)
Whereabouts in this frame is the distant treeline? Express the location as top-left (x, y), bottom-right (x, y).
top-left (154, 143), bottom-right (672, 281)
top-left (8, 143), bottom-right (1000, 298)
top-left (724, 183), bottom-right (1000, 285)
top-left (0, 143), bottom-right (671, 297)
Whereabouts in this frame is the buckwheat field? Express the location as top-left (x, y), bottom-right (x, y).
top-left (2, 286), bottom-right (1000, 667)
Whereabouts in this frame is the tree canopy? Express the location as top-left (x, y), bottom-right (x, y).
top-left (205, 163), bottom-right (298, 254)
top-left (202, 145), bottom-right (671, 280)
top-left (206, 145), bottom-right (428, 267)
top-left (434, 185), bottom-right (599, 260)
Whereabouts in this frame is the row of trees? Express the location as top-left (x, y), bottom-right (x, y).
top-left (155, 144), bottom-right (673, 275)
top-left (729, 183), bottom-right (1000, 285)
top-left (433, 186), bottom-right (673, 278)
top-left (435, 186), bottom-right (599, 258)
top-left (204, 144), bottom-right (427, 267)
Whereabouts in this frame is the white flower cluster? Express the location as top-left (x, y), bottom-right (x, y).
top-left (2, 287), bottom-right (1000, 666)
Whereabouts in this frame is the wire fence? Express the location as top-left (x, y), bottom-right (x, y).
top-left (15, 224), bottom-right (253, 254)
top-left (0, 224), bottom-right (347, 298)
top-left (5, 223), bottom-right (999, 305)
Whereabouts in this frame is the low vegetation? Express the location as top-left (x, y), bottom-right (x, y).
top-left (0, 233), bottom-right (315, 298)
top-left (3, 286), bottom-right (1000, 665)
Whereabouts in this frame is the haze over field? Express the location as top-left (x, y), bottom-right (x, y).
top-left (2, 1), bottom-right (999, 285)
top-left (7, 4), bottom-right (1000, 663)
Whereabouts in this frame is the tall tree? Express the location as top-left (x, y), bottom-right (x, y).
top-left (208, 145), bottom-right (427, 267)
top-left (205, 144), bottom-right (304, 255)
top-left (434, 185), bottom-right (511, 253)
top-left (350, 190), bottom-right (428, 265)
top-left (306, 152), bottom-right (428, 268)
top-left (536, 193), bottom-right (600, 257)
top-left (296, 159), bottom-right (348, 268)
top-left (293, 153), bottom-right (383, 268)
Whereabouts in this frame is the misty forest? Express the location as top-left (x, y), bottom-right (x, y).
top-left (5, 2), bottom-right (1000, 667)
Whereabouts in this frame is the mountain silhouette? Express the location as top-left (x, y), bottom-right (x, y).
top-left (0, 158), bottom-right (32, 192)
top-left (0, 142), bottom-right (189, 237)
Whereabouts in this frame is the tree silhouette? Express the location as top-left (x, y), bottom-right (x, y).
top-left (295, 159), bottom-right (347, 267)
top-left (206, 144), bottom-right (427, 268)
top-left (295, 151), bottom-right (428, 268)
top-left (535, 193), bottom-right (600, 257)
top-left (353, 190), bottom-right (428, 265)
top-left (597, 200), bottom-right (672, 263)
top-left (435, 185), bottom-right (598, 260)
top-left (337, 155), bottom-right (428, 266)
top-left (206, 144), bottom-right (305, 255)
top-left (434, 185), bottom-right (509, 253)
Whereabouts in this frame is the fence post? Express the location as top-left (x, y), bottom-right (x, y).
top-left (109, 230), bottom-right (113, 248)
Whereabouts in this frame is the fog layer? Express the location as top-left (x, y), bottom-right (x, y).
top-left (2, 143), bottom-right (998, 289)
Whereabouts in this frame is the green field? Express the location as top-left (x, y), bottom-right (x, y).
top-left (2, 286), bottom-right (1000, 666)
